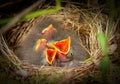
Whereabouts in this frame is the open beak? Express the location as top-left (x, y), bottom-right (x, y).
top-left (47, 36), bottom-right (71, 55)
top-left (42, 24), bottom-right (56, 38)
top-left (46, 36), bottom-right (71, 62)
top-left (35, 38), bottom-right (47, 52)
top-left (45, 48), bottom-right (57, 65)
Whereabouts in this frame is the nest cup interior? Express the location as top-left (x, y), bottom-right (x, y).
top-left (14, 16), bottom-right (89, 68)
top-left (1, 6), bottom-right (110, 83)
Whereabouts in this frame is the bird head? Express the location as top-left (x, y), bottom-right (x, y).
top-left (45, 48), bottom-right (57, 65)
top-left (35, 38), bottom-right (47, 52)
top-left (42, 24), bottom-right (56, 39)
top-left (47, 36), bottom-right (71, 54)
top-left (45, 36), bottom-right (71, 65)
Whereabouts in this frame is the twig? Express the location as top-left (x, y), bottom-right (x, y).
top-left (0, 0), bottom-right (45, 34)
top-left (0, 0), bottom-right (22, 8)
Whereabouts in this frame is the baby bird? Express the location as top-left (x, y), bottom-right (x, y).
top-left (35, 38), bottom-right (47, 52)
top-left (45, 36), bottom-right (71, 65)
top-left (42, 24), bottom-right (56, 39)
top-left (15, 17), bottom-right (89, 68)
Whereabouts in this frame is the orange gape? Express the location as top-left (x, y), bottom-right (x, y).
top-left (46, 37), bottom-right (71, 65)
top-left (45, 49), bottom-right (57, 65)
top-left (39, 24), bottom-right (71, 65)
top-left (47, 36), bottom-right (71, 54)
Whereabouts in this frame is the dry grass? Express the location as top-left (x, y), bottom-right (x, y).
top-left (0, 3), bottom-right (118, 84)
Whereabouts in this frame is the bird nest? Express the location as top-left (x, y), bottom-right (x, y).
top-left (0, 5), bottom-right (113, 84)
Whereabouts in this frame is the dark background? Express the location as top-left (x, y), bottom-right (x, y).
top-left (0, 0), bottom-right (119, 18)
top-left (0, 0), bottom-right (120, 84)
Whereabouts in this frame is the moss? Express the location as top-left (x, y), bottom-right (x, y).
top-left (31, 69), bottom-right (64, 84)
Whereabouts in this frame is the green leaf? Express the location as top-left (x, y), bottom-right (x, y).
top-left (97, 33), bottom-right (108, 56)
top-left (83, 56), bottom-right (93, 63)
top-left (97, 33), bottom-right (110, 73)
top-left (100, 56), bottom-right (110, 73)
top-left (0, 18), bottom-right (12, 25)
top-left (0, 0), bottom-right (61, 24)
top-left (22, 8), bottom-right (59, 20)
top-left (22, 0), bottom-right (61, 20)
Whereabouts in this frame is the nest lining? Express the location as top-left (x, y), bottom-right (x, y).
top-left (0, 6), bottom-right (110, 83)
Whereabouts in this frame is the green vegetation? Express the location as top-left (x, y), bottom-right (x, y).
top-left (22, 0), bottom-right (61, 20)
top-left (0, 0), bottom-right (61, 24)
top-left (97, 33), bottom-right (110, 73)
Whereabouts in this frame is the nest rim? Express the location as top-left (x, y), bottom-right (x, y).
top-left (0, 5), bottom-right (111, 83)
